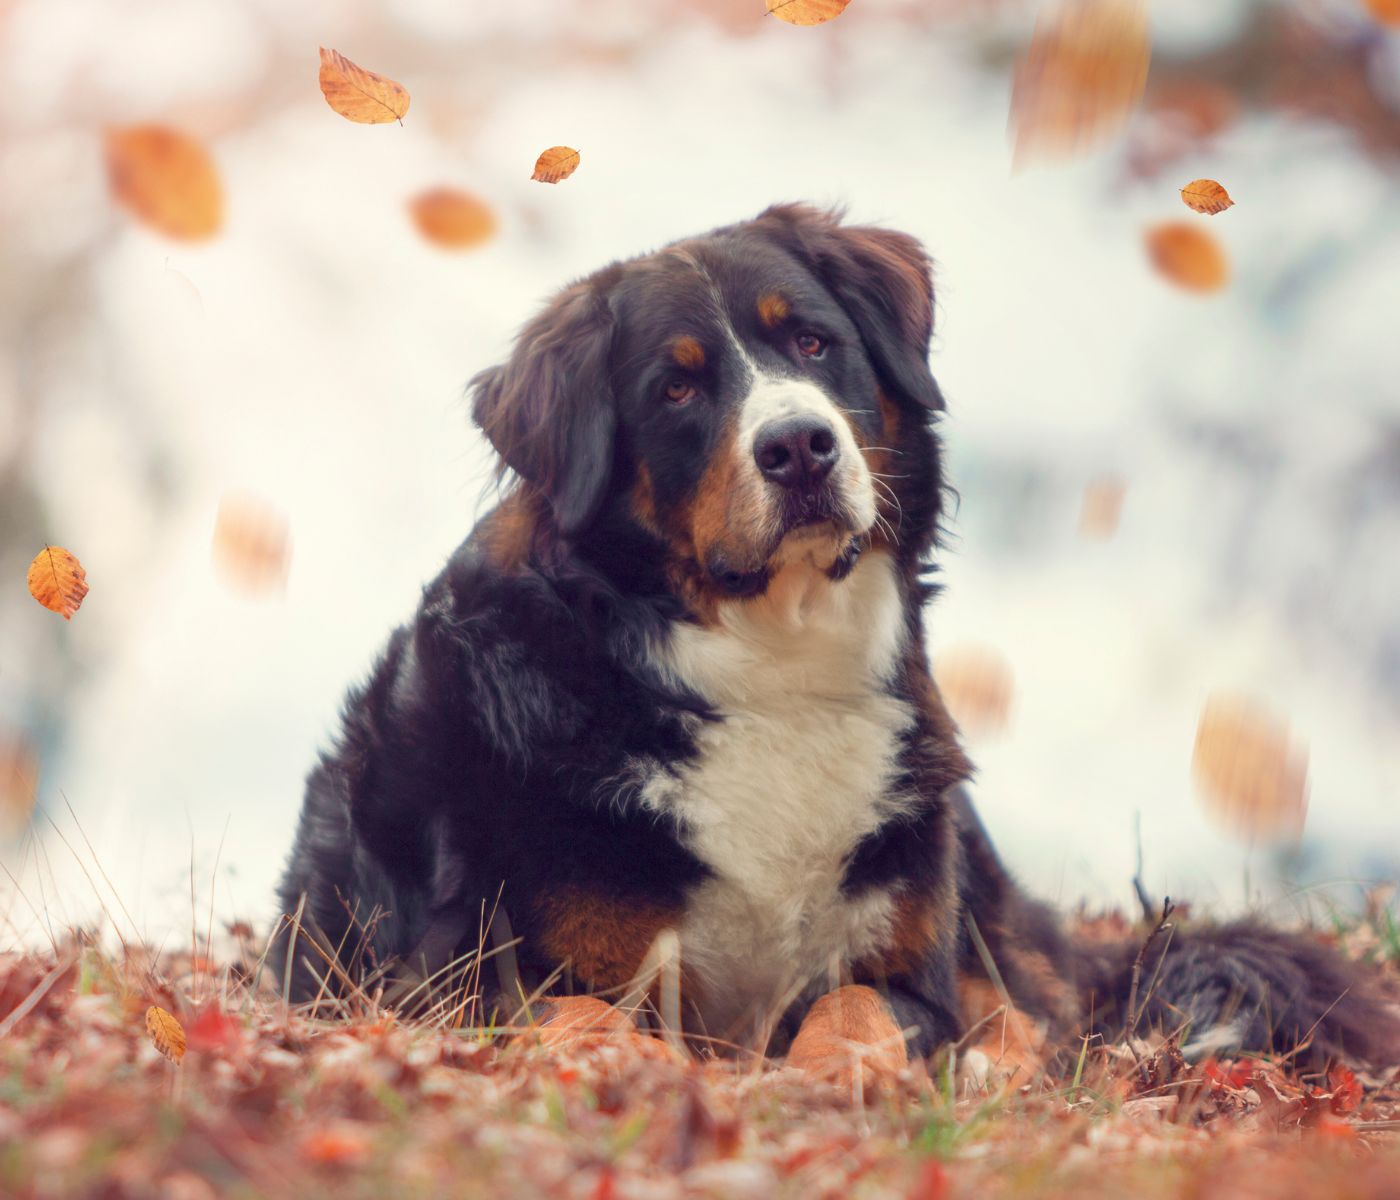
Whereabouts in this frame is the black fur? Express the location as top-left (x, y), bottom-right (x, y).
top-left (272, 204), bottom-right (1400, 1072)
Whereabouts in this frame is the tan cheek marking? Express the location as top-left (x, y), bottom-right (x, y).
top-left (687, 422), bottom-right (745, 566)
top-left (672, 336), bottom-right (705, 370)
top-left (631, 463), bottom-right (661, 535)
top-left (757, 292), bottom-right (790, 329)
top-left (533, 887), bottom-right (681, 992)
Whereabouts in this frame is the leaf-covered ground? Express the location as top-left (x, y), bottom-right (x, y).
top-left (2, 924), bottom-right (1398, 1200)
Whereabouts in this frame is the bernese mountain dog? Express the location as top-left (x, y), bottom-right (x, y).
top-left (272, 204), bottom-right (1398, 1084)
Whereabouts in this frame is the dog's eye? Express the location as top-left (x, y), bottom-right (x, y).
top-left (795, 333), bottom-right (826, 359)
top-left (664, 379), bottom-right (696, 405)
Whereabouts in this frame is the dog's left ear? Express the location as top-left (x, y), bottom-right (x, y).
top-left (469, 280), bottom-right (617, 538)
top-left (756, 204), bottom-right (945, 412)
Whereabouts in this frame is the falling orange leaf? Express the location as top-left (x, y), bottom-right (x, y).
top-left (1010, 0), bottom-right (1151, 165)
top-left (1145, 221), bottom-right (1229, 293)
top-left (0, 734), bottom-right (39, 838)
top-left (212, 493), bottom-right (290, 596)
top-left (318, 48), bottom-right (410, 125)
top-left (531, 146), bottom-right (581, 185)
top-left (300, 1124), bottom-right (372, 1166)
top-left (765, 0), bottom-right (851, 25)
top-left (1180, 178), bottom-right (1235, 216)
top-left (408, 188), bottom-right (498, 251)
top-left (105, 126), bottom-right (222, 241)
top-left (1191, 692), bottom-right (1309, 843)
top-left (1365, 0), bottom-right (1400, 28)
top-left (27, 546), bottom-right (88, 621)
top-left (1079, 475), bottom-right (1126, 539)
top-left (146, 1005), bottom-right (187, 1064)
top-left (933, 644), bottom-right (1015, 738)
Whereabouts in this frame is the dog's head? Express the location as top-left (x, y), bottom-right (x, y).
top-left (470, 204), bottom-right (946, 609)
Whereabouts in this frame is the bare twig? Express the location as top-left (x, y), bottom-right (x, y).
top-left (1123, 897), bottom-right (1177, 1043)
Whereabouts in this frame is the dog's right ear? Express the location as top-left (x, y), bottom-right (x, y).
top-left (469, 280), bottom-right (617, 539)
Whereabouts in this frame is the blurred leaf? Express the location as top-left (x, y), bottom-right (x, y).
top-left (0, 734), bottom-right (39, 839)
top-left (146, 1005), bottom-right (187, 1064)
top-left (27, 546), bottom-right (88, 620)
top-left (105, 126), bottom-right (222, 241)
top-left (318, 48), bottom-right (410, 125)
top-left (1010, 0), bottom-right (1150, 165)
top-left (1180, 179), bottom-right (1234, 216)
top-left (766, 0), bottom-right (851, 25)
top-left (1079, 475), bottom-right (1126, 539)
top-left (212, 493), bottom-right (290, 597)
top-left (933, 644), bottom-right (1014, 738)
top-left (1144, 221), bottom-right (1228, 293)
top-left (1365, 0), bottom-right (1400, 27)
top-left (1191, 692), bottom-right (1308, 843)
top-left (408, 188), bottom-right (498, 251)
top-left (531, 146), bottom-right (581, 184)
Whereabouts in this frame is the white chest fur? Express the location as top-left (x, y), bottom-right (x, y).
top-left (650, 549), bottom-right (916, 1041)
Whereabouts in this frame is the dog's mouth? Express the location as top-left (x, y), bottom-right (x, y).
top-left (707, 485), bottom-right (869, 598)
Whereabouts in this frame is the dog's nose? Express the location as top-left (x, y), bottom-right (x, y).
top-left (753, 415), bottom-right (840, 490)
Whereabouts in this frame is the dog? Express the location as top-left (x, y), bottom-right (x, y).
top-left (272, 204), bottom-right (1399, 1082)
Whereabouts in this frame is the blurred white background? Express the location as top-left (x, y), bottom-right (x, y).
top-left (2, 0), bottom-right (1398, 948)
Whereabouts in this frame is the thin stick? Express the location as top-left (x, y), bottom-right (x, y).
top-left (1123, 897), bottom-right (1176, 1042)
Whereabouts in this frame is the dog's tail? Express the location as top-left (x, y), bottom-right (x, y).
top-left (951, 788), bottom-right (1400, 1070)
top-left (1072, 917), bottom-right (1400, 1069)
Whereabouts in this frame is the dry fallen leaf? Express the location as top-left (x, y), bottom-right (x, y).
top-left (105, 126), bottom-right (223, 241)
top-left (1365, 0), bottom-right (1400, 27)
top-left (933, 644), bottom-right (1014, 737)
top-left (531, 146), bottom-right (581, 185)
top-left (1080, 475), bottom-right (1127, 539)
top-left (318, 48), bottom-right (410, 125)
top-left (146, 1005), bottom-right (187, 1064)
top-left (1010, 0), bottom-right (1151, 165)
top-left (0, 734), bottom-right (39, 839)
top-left (408, 188), bottom-right (498, 251)
top-left (27, 546), bottom-right (88, 620)
top-left (1180, 178), bottom-right (1235, 216)
top-left (1191, 692), bottom-right (1308, 843)
top-left (1145, 221), bottom-right (1229, 293)
top-left (212, 493), bottom-right (290, 596)
top-left (765, 0), bottom-right (851, 25)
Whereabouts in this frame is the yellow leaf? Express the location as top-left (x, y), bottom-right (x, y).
top-left (1144, 221), bottom-right (1229, 293)
top-left (933, 644), bottom-right (1014, 738)
top-left (531, 146), bottom-right (581, 185)
top-left (1365, 0), bottom-right (1400, 28)
top-left (1010, 0), bottom-right (1150, 165)
top-left (1191, 693), bottom-right (1308, 843)
top-left (212, 493), bottom-right (290, 596)
top-left (1180, 178), bottom-right (1235, 216)
top-left (105, 126), bottom-right (222, 241)
top-left (408, 188), bottom-right (498, 251)
top-left (0, 734), bottom-right (39, 839)
top-left (765, 0), bottom-right (851, 25)
top-left (146, 1005), bottom-right (187, 1064)
top-left (27, 546), bottom-right (88, 621)
top-left (318, 48), bottom-right (410, 125)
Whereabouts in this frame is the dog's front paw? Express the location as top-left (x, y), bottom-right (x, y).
top-left (786, 985), bottom-right (909, 1098)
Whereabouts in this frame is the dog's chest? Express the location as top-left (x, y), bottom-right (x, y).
top-left (649, 552), bottom-right (916, 1034)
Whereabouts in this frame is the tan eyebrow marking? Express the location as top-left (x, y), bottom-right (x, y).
top-left (672, 336), bottom-right (705, 370)
top-left (757, 292), bottom-right (790, 328)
